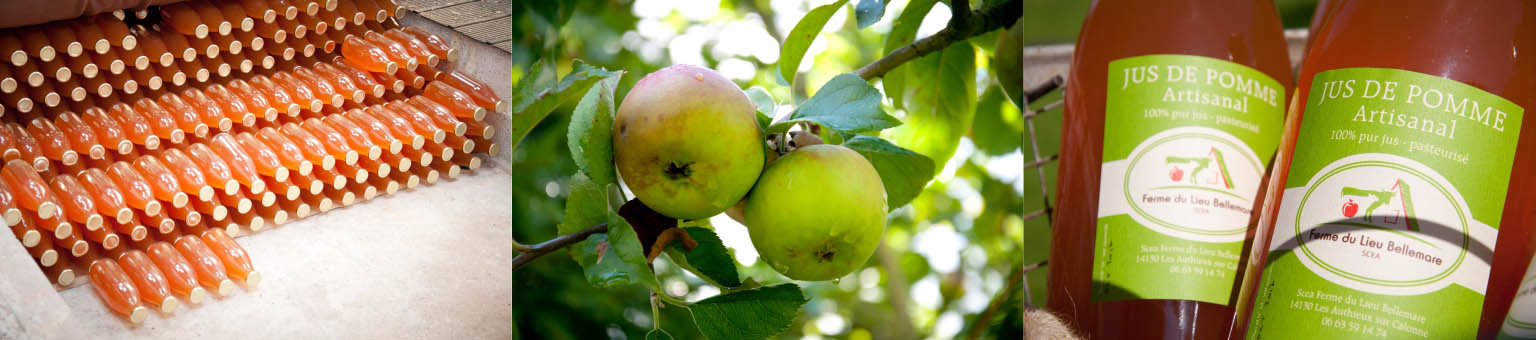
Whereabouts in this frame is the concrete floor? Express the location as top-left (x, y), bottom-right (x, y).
top-left (1, 7), bottom-right (515, 340)
top-left (58, 165), bottom-right (512, 339)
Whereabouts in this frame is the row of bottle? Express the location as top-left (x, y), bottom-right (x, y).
top-left (0, 22), bottom-right (454, 113)
top-left (41, 227), bottom-right (259, 325)
top-left (0, 0), bottom-right (402, 69)
top-left (1046, 0), bottom-right (1536, 339)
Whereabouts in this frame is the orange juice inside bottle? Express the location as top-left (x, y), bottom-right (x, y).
top-left (50, 174), bottom-right (103, 230)
top-left (159, 149), bottom-right (216, 202)
top-left (104, 162), bottom-right (161, 216)
top-left (79, 108), bottom-right (130, 154)
top-left (0, 34), bottom-right (27, 67)
top-left (191, 1), bottom-right (232, 36)
top-left (320, 116), bottom-right (381, 160)
top-left (362, 32), bottom-right (415, 71)
top-left (44, 23), bottom-right (83, 58)
top-left (292, 66), bottom-right (343, 106)
top-left (382, 29), bottom-right (437, 68)
top-left (225, 79), bottom-right (278, 120)
top-left (51, 112), bottom-right (103, 160)
top-left (362, 107), bottom-right (423, 149)
top-left (1046, 0), bottom-right (1293, 338)
top-left (231, 132), bottom-right (291, 180)
top-left (253, 128), bottom-right (313, 175)
top-left (186, 143), bottom-right (239, 195)
top-left (143, 241), bottom-right (207, 304)
top-left (423, 81), bottom-right (487, 121)
top-left (340, 35), bottom-right (395, 74)
top-left (279, 123), bottom-right (336, 169)
top-left (173, 235), bottom-right (233, 296)
top-left (157, 93), bottom-right (208, 137)
top-left (206, 134), bottom-right (263, 189)
top-left (338, 110), bottom-right (401, 152)
top-left (202, 84), bottom-right (254, 126)
top-left (384, 104), bottom-right (445, 143)
top-left (131, 156), bottom-right (189, 207)
top-left (87, 258), bottom-right (148, 323)
top-left (69, 20), bottom-right (109, 55)
top-left (272, 71), bottom-right (322, 112)
top-left (239, 0), bottom-right (277, 24)
top-left (2, 160), bottom-right (57, 218)
top-left (402, 99), bottom-right (464, 137)
top-left (179, 88), bottom-right (231, 131)
top-left (197, 229), bottom-right (256, 287)
top-left (1229, 2), bottom-right (1536, 339)
top-left (131, 98), bottom-right (184, 143)
top-left (115, 250), bottom-right (179, 313)
top-left (443, 70), bottom-right (502, 112)
top-left (106, 103), bottom-right (158, 149)
top-left (162, 2), bottom-right (210, 38)
top-left (300, 118), bottom-right (358, 164)
top-left (402, 26), bottom-right (455, 62)
top-left (250, 75), bottom-right (301, 115)
top-left (19, 29), bottom-right (55, 62)
top-left (77, 168), bottom-right (132, 223)
top-left (9, 124), bottom-right (49, 170)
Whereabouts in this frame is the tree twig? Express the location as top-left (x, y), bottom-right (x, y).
top-left (512, 223), bottom-right (609, 269)
top-left (967, 264), bottom-right (1025, 340)
top-left (855, 0), bottom-right (1021, 80)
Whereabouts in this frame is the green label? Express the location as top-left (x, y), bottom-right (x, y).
top-left (1247, 68), bottom-right (1523, 339)
top-left (1092, 54), bottom-right (1285, 305)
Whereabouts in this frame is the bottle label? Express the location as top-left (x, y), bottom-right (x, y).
top-left (1093, 54), bottom-right (1284, 305)
top-left (1501, 259), bottom-right (1536, 339)
top-left (1248, 68), bottom-right (1522, 339)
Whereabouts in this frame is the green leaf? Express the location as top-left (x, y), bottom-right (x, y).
top-left (745, 86), bottom-right (776, 131)
top-left (781, 74), bottom-right (901, 133)
top-left (765, 121), bottom-right (795, 136)
top-left (689, 284), bottom-right (806, 340)
top-left (512, 60), bottom-right (622, 149)
top-left (843, 136), bottom-right (935, 210)
top-left (881, 0), bottom-right (940, 109)
top-left (567, 74), bottom-right (624, 187)
top-left (665, 227), bottom-right (742, 288)
top-left (969, 84), bottom-right (1023, 156)
top-left (854, 0), bottom-right (885, 28)
top-left (885, 42), bottom-right (977, 170)
top-left (580, 214), bottom-right (660, 289)
top-left (560, 173), bottom-right (609, 237)
top-left (778, 0), bottom-right (848, 87)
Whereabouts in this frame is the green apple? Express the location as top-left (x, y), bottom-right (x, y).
top-left (613, 64), bottom-right (765, 220)
top-left (744, 144), bottom-right (887, 281)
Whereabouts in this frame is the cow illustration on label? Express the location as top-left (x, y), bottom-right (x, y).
top-left (1339, 179), bottom-right (1419, 231)
top-left (1164, 147), bottom-right (1234, 188)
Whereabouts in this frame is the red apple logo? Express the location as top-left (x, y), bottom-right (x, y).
top-left (1342, 199), bottom-right (1359, 218)
top-left (1169, 166), bottom-right (1184, 182)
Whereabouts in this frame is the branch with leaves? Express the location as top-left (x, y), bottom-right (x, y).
top-left (856, 0), bottom-right (1021, 80)
top-left (512, 223), bottom-right (607, 269)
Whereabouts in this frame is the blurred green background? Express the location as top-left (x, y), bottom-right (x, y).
top-left (515, 0), bottom-right (1027, 339)
top-left (1021, 0), bottom-right (1319, 307)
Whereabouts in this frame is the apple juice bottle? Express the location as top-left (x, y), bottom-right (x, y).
top-left (1046, 0), bottom-right (1292, 338)
top-left (1229, 1), bottom-right (1536, 339)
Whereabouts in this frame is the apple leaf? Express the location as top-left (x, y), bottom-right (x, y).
top-left (780, 74), bottom-right (901, 134)
top-left (560, 173), bottom-right (609, 262)
top-left (664, 227), bottom-right (742, 288)
top-left (689, 284), bottom-right (806, 340)
top-left (880, 0), bottom-right (939, 110)
top-left (854, 0), bottom-right (885, 28)
top-left (513, 60), bottom-right (622, 150)
top-left (745, 86), bottom-right (776, 132)
top-left (843, 135), bottom-right (935, 210)
top-left (778, 0), bottom-right (848, 87)
top-left (567, 74), bottom-right (624, 187)
top-left (884, 42), bottom-right (977, 170)
top-left (969, 84), bottom-right (1023, 156)
top-left (574, 217), bottom-right (659, 290)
